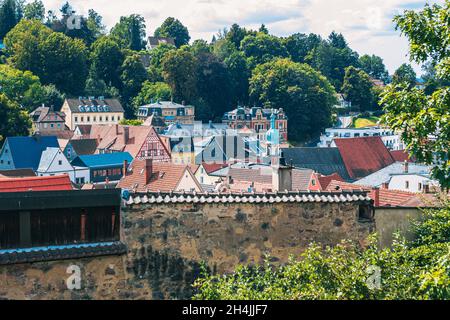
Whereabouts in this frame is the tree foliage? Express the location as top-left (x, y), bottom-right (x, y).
top-left (0, 93), bottom-right (31, 146)
top-left (111, 14), bottom-right (146, 51)
top-left (392, 63), bottom-right (417, 88)
top-left (154, 17), bottom-right (190, 48)
top-left (341, 66), bottom-right (374, 112)
top-left (382, 1), bottom-right (450, 189)
top-left (359, 54), bottom-right (390, 83)
top-left (0, 0), bottom-right (22, 39)
top-left (250, 58), bottom-right (336, 143)
top-left (133, 81), bottom-right (172, 107)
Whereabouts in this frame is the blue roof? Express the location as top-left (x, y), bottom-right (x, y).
top-left (5, 136), bottom-right (59, 170)
top-left (71, 152), bottom-right (133, 169)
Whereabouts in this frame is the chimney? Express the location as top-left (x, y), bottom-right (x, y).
top-left (272, 163), bottom-right (292, 192)
top-left (144, 159), bottom-right (153, 183)
top-left (382, 182), bottom-right (389, 189)
top-left (123, 126), bottom-right (129, 145)
top-left (115, 124), bottom-right (119, 135)
top-left (123, 160), bottom-right (128, 177)
top-left (371, 187), bottom-right (380, 207)
top-left (403, 160), bottom-right (409, 173)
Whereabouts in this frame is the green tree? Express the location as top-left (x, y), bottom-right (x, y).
top-left (0, 0), bottom-right (23, 39)
top-left (381, 1), bottom-right (450, 189)
top-left (90, 36), bottom-right (124, 89)
top-left (250, 58), bottom-right (336, 143)
top-left (341, 66), bottom-right (374, 112)
top-left (0, 64), bottom-right (63, 111)
top-left (392, 63), bottom-right (417, 88)
top-left (23, 0), bottom-right (45, 21)
top-left (120, 53), bottom-right (149, 117)
top-left (38, 32), bottom-right (88, 94)
top-left (0, 94), bottom-right (31, 146)
top-left (119, 119), bottom-right (143, 126)
top-left (225, 23), bottom-right (255, 49)
top-left (111, 14), bottom-right (146, 51)
top-left (224, 51), bottom-right (250, 106)
top-left (154, 17), bottom-right (190, 48)
top-left (283, 33), bottom-right (322, 63)
top-left (161, 49), bottom-right (197, 103)
top-left (133, 81), bottom-right (172, 107)
top-left (240, 32), bottom-right (289, 68)
top-left (195, 52), bottom-right (232, 121)
top-left (4, 20), bottom-right (88, 95)
top-left (307, 33), bottom-right (359, 90)
top-left (359, 54), bottom-right (390, 83)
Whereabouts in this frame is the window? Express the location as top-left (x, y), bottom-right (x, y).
top-left (87, 116), bottom-right (90, 122)
top-left (112, 116), bottom-right (115, 121)
top-left (44, 123), bottom-right (48, 129)
top-left (311, 179), bottom-right (316, 186)
top-left (50, 124), bottom-right (54, 128)
top-left (100, 116), bottom-right (103, 122)
top-left (418, 183), bottom-right (422, 191)
top-left (58, 160), bottom-right (62, 165)
top-left (75, 117), bottom-right (78, 122)
top-left (405, 181), bottom-right (410, 189)
top-left (81, 116), bottom-right (84, 122)
top-left (106, 116), bottom-right (109, 121)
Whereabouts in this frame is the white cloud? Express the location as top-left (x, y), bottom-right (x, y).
top-left (40, 0), bottom-right (445, 74)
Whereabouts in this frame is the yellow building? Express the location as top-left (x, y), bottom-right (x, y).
top-left (60, 97), bottom-right (125, 130)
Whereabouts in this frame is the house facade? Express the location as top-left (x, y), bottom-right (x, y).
top-left (318, 126), bottom-right (404, 150)
top-left (0, 136), bottom-right (59, 171)
top-left (30, 106), bottom-right (67, 133)
top-left (36, 147), bottom-right (89, 184)
top-left (222, 107), bottom-right (288, 142)
top-left (137, 101), bottom-right (195, 126)
top-left (71, 152), bottom-right (133, 184)
top-left (60, 97), bottom-right (125, 130)
top-left (118, 159), bottom-right (202, 193)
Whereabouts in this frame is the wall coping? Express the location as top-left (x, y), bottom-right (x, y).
top-left (125, 190), bottom-right (372, 206)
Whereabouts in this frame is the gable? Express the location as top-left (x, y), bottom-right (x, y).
top-left (0, 141), bottom-right (15, 169)
top-left (136, 127), bottom-right (171, 161)
top-left (45, 150), bottom-right (73, 172)
top-left (176, 168), bottom-right (202, 192)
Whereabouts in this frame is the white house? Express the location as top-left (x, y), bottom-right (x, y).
top-left (353, 161), bottom-right (439, 193)
top-left (36, 147), bottom-right (89, 185)
top-left (318, 126), bottom-right (405, 150)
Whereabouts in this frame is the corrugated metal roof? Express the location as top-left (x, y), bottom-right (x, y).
top-left (71, 152), bottom-right (133, 169)
top-left (281, 147), bottom-right (350, 181)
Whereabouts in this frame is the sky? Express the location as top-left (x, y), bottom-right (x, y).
top-left (40, 0), bottom-right (445, 75)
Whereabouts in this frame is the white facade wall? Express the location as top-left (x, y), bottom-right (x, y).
top-left (318, 127), bottom-right (404, 150)
top-left (388, 175), bottom-right (437, 193)
top-left (176, 170), bottom-right (202, 192)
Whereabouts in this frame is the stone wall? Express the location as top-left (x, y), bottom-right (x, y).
top-left (375, 207), bottom-right (422, 248)
top-left (0, 196), bottom-right (374, 300)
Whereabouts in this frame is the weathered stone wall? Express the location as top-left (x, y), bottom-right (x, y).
top-left (0, 200), bottom-right (374, 300)
top-left (375, 207), bottom-right (422, 248)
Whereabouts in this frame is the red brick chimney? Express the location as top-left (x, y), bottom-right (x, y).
top-left (123, 160), bottom-right (128, 176)
top-left (382, 182), bottom-right (389, 189)
top-left (144, 159), bottom-right (153, 183)
top-left (371, 187), bottom-right (380, 207)
top-left (115, 124), bottom-right (119, 135)
top-left (123, 126), bottom-right (129, 145)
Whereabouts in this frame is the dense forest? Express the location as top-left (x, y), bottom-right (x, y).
top-left (0, 0), bottom-right (427, 144)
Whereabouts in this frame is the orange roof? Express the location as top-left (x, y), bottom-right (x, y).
top-left (118, 159), bottom-right (201, 192)
top-left (89, 124), bottom-right (169, 159)
top-left (317, 173), bottom-right (343, 190)
top-left (390, 150), bottom-right (414, 163)
top-left (334, 137), bottom-right (395, 179)
top-left (326, 179), bottom-right (428, 207)
top-left (0, 175), bottom-right (73, 192)
top-left (201, 162), bottom-right (228, 174)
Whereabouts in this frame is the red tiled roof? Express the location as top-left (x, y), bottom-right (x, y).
top-left (0, 175), bottom-right (73, 192)
top-left (202, 162), bottom-right (228, 174)
top-left (317, 173), bottom-right (343, 190)
top-left (326, 179), bottom-right (426, 207)
top-left (118, 159), bottom-right (201, 192)
top-left (390, 150), bottom-right (414, 163)
top-left (334, 137), bottom-right (395, 180)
